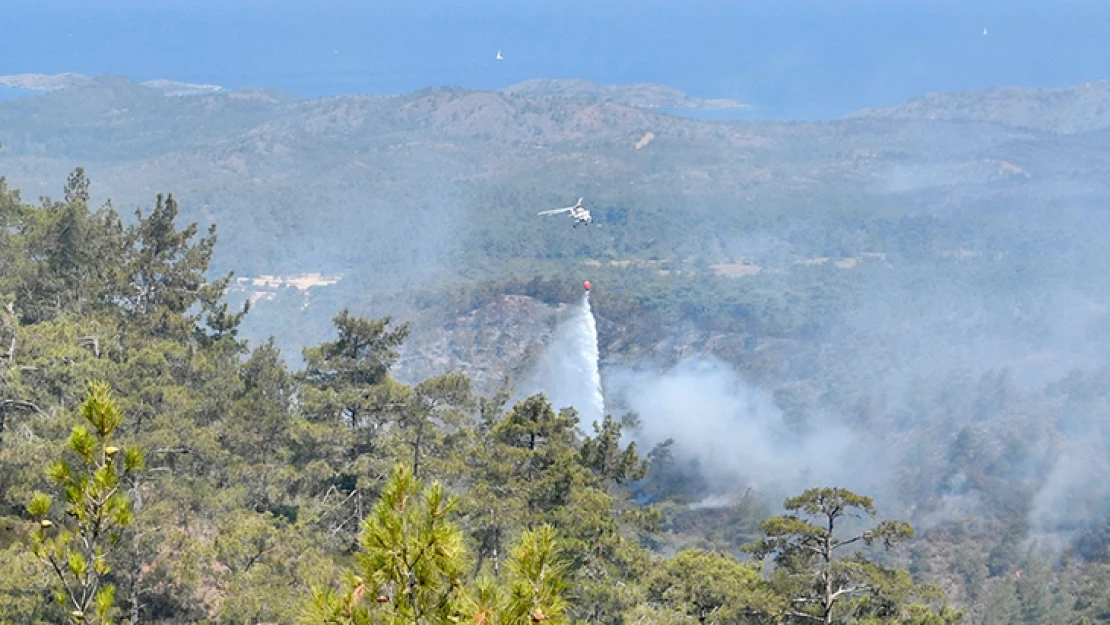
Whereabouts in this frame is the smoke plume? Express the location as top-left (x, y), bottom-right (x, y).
top-left (605, 356), bottom-right (893, 508)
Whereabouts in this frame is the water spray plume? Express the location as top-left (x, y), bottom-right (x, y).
top-left (580, 290), bottom-right (605, 421)
top-left (523, 288), bottom-right (605, 424)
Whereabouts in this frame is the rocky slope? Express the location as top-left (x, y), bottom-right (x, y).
top-left (394, 294), bottom-right (565, 392)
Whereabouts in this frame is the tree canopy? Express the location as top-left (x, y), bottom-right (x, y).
top-left (0, 167), bottom-right (1072, 625)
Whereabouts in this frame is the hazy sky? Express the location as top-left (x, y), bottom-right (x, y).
top-left (3, 0), bottom-right (1110, 118)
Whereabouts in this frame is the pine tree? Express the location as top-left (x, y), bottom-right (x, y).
top-left (304, 463), bottom-right (470, 625)
top-left (399, 372), bottom-right (474, 480)
top-left (123, 192), bottom-right (241, 341)
top-left (502, 525), bottom-right (570, 625)
top-left (17, 169), bottom-right (127, 323)
top-left (578, 415), bottom-right (648, 485)
top-left (25, 381), bottom-right (145, 625)
top-left (744, 487), bottom-right (946, 625)
top-left (645, 548), bottom-right (778, 624)
top-left (303, 466), bottom-right (574, 625)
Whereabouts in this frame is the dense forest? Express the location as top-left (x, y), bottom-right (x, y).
top-left (5, 73), bottom-right (1110, 624)
top-left (0, 166), bottom-right (978, 624)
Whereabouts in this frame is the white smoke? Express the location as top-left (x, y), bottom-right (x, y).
top-left (605, 356), bottom-right (892, 504)
top-left (1029, 437), bottom-right (1110, 539)
top-left (522, 293), bottom-right (606, 424)
top-left (688, 493), bottom-right (746, 510)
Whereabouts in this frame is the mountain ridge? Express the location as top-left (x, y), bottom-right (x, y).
top-left (2, 73), bottom-right (1109, 283)
top-left (500, 78), bottom-right (745, 109)
top-left (852, 79), bottom-right (1110, 133)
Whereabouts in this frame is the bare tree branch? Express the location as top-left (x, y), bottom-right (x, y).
top-left (830, 585), bottom-right (872, 602)
top-left (76, 336), bottom-right (101, 358)
top-left (1, 398), bottom-right (42, 414)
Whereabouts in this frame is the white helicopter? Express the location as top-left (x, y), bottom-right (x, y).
top-left (538, 197), bottom-right (593, 227)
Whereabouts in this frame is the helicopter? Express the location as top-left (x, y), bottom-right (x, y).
top-left (537, 198), bottom-right (592, 227)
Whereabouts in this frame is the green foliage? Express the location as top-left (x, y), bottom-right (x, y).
top-left (460, 525), bottom-right (573, 625)
top-left (400, 372), bottom-right (475, 480)
top-left (579, 415), bottom-right (648, 486)
top-left (0, 169), bottom-right (980, 625)
top-left (498, 525), bottom-right (570, 625)
top-left (26, 382), bottom-right (144, 625)
top-left (303, 309), bottom-right (410, 390)
top-left (295, 310), bottom-right (416, 525)
top-left (745, 487), bottom-right (956, 625)
top-left (16, 168), bottom-right (127, 325)
top-left (645, 549), bottom-right (779, 624)
top-left (306, 463), bottom-right (470, 625)
top-left (303, 464), bottom-right (573, 625)
top-left (0, 544), bottom-right (58, 624)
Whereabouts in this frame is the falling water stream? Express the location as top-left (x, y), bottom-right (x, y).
top-left (527, 291), bottom-right (605, 423)
top-left (577, 291), bottom-right (605, 421)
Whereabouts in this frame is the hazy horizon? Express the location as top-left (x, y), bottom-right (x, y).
top-left (3, 0), bottom-right (1110, 120)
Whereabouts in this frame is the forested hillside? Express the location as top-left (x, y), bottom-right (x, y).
top-left (4, 74), bottom-right (1110, 624)
top-left (0, 170), bottom-right (969, 624)
top-left (5, 74), bottom-right (1110, 286)
top-left (6, 74), bottom-right (1110, 372)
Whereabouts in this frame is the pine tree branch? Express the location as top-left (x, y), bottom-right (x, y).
top-left (831, 535), bottom-right (865, 550)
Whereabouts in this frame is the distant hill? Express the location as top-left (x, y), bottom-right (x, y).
top-left (1, 72), bottom-right (1109, 292)
top-left (0, 74), bottom-right (766, 280)
top-left (501, 78), bottom-right (745, 110)
top-left (851, 79), bottom-right (1110, 133)
top-left (0, 72), bottom-right (92, 91)
top-left (0, 71), bottom-right (223, 96)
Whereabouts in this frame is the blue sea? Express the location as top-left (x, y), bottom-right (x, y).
top-left (1, 0), bottom-right (1109, 119)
